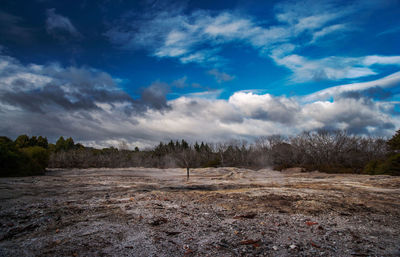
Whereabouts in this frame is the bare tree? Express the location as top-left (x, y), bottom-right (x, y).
top-left (174, 148), bottom-right (198, 181)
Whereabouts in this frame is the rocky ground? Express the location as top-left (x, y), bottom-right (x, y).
top-left (0, 167), bottom-right (400, 256)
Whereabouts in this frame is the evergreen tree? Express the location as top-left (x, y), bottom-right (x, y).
top-left (181, 139), bottom-right (189, 149)
top-left (55, 136), bottom-right (66, 152)
top-left (65, 137), bottom-right (75, 150)
top-left (194, 142), bottom-right (200, 152)
top-left (387, 129), bottom-right (400, 151)
top-left (167, 140), bottom-right (175, 151)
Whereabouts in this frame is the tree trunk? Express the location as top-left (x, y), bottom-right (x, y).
top-left (186, 167), bottom-right (190, 181)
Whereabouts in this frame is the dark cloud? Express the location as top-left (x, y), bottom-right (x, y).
top-left (345, 121), bottom-right (395, 135)
top-left (339, 86), bottom-right (393, 100)
top-left (0, 83), bottom-right (139, 113)
top-left (0, 64), bottom-right (137, 114)
top-left (219, 113), bottom-right (244, 124)
top-left (0, 55), bottom-right (172, 138)
top-left (0, 57), bottom-right (175, 144)
top-left (140, 82), bottom-right (170, 110)
top-left (249, 108), bottom-right (295, 124)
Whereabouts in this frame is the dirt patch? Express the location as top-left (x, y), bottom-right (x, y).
top-left (0, 167), bottom-right (400, 256)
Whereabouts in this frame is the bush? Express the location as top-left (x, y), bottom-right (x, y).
top-left (20, 146), bottom-right (49, 175)
top-left (0, 137), bottom-right (22, 176)
top-left (0, 137), bottom-right (49, 177)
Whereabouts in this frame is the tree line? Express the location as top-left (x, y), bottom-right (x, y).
top-left (1, 129), bottom-right (399, 177)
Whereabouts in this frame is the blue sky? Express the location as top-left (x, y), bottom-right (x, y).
top-left (0, 0), bottom-right (400, 148)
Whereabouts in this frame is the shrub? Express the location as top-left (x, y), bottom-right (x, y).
top-left (0, 137), bottom-right (22, 176)
top-left (20, 146), bottom-right (49, 175)
top-left (0, 137), bottom-right (49, 177)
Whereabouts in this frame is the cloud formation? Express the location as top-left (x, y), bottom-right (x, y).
top-left (0, 53), bottom-right (398, 148)
top-left (0, 54), bottom-right (172, 146)
top-left (46, 9), bottom-right (81, 39)
top-left (207, 69), bottom-right (235, 83)
top-left (304, 71), bottom-right (400, 102)
top-left (104, 0), bottom-right (400, 83)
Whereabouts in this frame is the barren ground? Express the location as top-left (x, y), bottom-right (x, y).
top-left (0, 168), bottom-right (400, 256)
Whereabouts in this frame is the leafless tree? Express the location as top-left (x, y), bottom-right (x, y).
top-left (174, 148), bottom-right (198, 181)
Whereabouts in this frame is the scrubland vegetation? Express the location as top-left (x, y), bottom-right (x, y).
top-left (1, 130), bottom-right (399, 176)
top-left (0, 136), bottom-right (49, 176)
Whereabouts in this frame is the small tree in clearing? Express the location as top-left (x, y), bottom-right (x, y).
top-left (174, 147), bottom-right (198, 181)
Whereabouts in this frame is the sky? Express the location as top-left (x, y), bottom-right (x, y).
top-left (0, 0), bottom-right (400, 149)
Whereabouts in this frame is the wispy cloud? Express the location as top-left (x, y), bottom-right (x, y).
top-left (271, 53), bottom-right (400, 82)
top-left (304, 71), bottom-right (400, 102)
top-left (171, 76), bottom-right (188, 88)
top-left (309, 24), bottom-right (349, 44)
top-left (105, 8), bottom-right (290, 65)
top-left (46, 9), bottom-right (81, 40)
top-left (207, 69), bottom-right (235, 83)
top-left (377, 26), bottom-right (400, 36)
top-left (103, 0), bottom-right (400, 84)
top-left (362, 55), bottom-right (400, 66)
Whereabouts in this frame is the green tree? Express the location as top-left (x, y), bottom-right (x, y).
top-left (37, 136), bottom-right (48, 149)
top-left (364, 153), bottom-right (400, 176)
top-left (65, 137), bottom-right (75, 150)
top-left (15, 135), bottom-right (30, 148)
top-left (28, 136), bottom-right (38, 147)
top-left (1, 137), bottom-right (48, 177)
top-left (48, 143), bottom-right (56, 152)
top-left (55, 136), bottom-right (66, 151)
top-left (0, 137), bottom-right (21, 176)
top-left (20, 146), bottom-right (49, 174)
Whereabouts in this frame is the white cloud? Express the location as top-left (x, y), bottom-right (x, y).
top-left (103, 0), bottom-right (400, 84)
top-left (271, 53), bottom-right (400, 82)
top-left (363, 55), bottom-right (400, 66)
top-left (229, 92), bottom-right (300, 124)
top-left (0, 53), bottom-right (398, 148)
top-left (304, 71), bottom-right (400, 102)
top-left (103, 6), bottom-right (297, 65)
top-left (184, 89), bottom-right (224, 99)
top-left (272, 54), bottom-right (376, 82)
top-left (310, 24), bottom-right (349, 43)
top-left (301, 97), bottom-right (395, 134)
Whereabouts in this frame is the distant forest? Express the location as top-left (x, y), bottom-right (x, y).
top-left (1, 129), bottom-right (400, 177)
